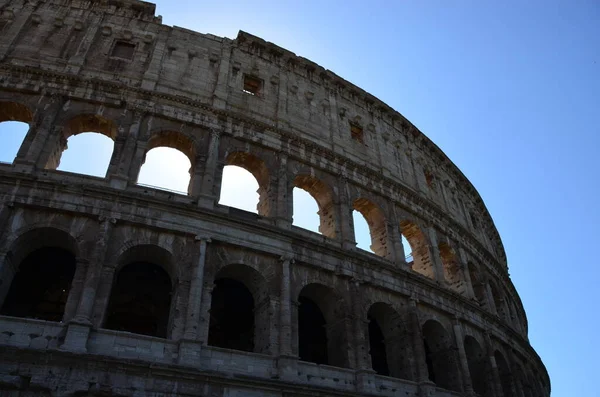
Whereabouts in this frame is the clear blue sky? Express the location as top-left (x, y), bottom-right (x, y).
top-left (1, 1), bottom-right (598, 395)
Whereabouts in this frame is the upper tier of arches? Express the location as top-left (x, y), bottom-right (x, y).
top-left (0, 96), bottom-right (526, 336)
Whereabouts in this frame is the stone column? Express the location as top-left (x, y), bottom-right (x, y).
top-left (458, 247), bottom-right (476, 299)
top-left (338, 178), bottom-right (356, 250)
top-left (425, 226), bottom-right (446, 284)
top-left (453, 318), bottom-right (474, 396)
top-left (61, 216), bottom-right (115, 353)
top-left (13, 98), bottom-right (64, 173)
top-left (197, 129), bottom-right (221, 209)
top-left (65, 12), bottom-right (103, 74)
top-left (506, 348), bottom-right (524, 397)
top-left (409, 297), bottom-right (436, 397)
top-left (275, 154), bottom-right (292, 229)
top-left (179, 236), bottom-right (211, 365)
top-left (188, 155), bottom-right (204, 196)
top-left (141, 26), bottom-right (169, 90)
top-left (107, 111), bottom-right (147, 188)
top-left (277, 256), bottom-right (298, 379)
top-left (485, 332), bottom-right (504, 397)
top-left (351, 279), bottom-right (377, 394)
top-left (61, 258), bottom-right (89, 323)
top-left (212, 42), bottom-right (232, 110)
top-left (485, 281), bottom-right (498, 314)
top-left (0, 4), bottom-right (34, 60)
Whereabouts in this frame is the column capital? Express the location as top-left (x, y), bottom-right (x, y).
top-left (194, 235), bottom-right (212, 243)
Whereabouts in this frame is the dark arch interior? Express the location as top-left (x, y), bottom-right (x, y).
top-left (208, 278), bottom-right (255, 352)
top-left (464, 336), bottom-right (487, 396)
top-left (495, 351), bottom-right (514, 397)
top-left (422, 321), bottom-right (461, 391)
top-left (298, 296), bottom-right (328, 365)
top-left (368, 314), bottom-right (390, 376)
top-left (1, 247), bottom-right (76, 321)
top-left (104, 262), bottom-right (172, 338)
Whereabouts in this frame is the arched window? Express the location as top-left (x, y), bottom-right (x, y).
top-left (422, 320), bottom-right (462, 392)
top-left (137, 131), bottom-right (196, 194)
top-left (0, 101), bottom-right (33, 164)
top-left (51, 114), bottom-right (116, 177)
top-left (495, 350), bottom-right (514, 397)
top-left (353, 198), bottom-right (389, 257)
top-left (1, 247), bottom-right (76, 322)
top-left (219, 152), bottom-right (269, 215)
top-left (439, 242), bottom-right (466, 294)
top-left (464, 336), bottom-right (488, 396)
top-left (367, 303), bottom-right (413, 380)
top-left (298, 283), bottom-right (349, 368)
top-left (468, 262), bottom-right (487, 307)
top-left (105, 246), bottom-right (173, 338)
top-left (137, 147), bottom-right (192, 193)
top-left (293, 175), bottom-right (336, 237)
top-left (208, 264), bottom-right (270, 354)
top-left (399, 220), bottom-right (434, 279)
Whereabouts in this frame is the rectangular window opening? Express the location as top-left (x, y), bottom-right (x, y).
top-left (350, 123), bottom-right (364, 143)
top-left (111, 41), bottom-right (136, 61)
top-left (243, 75), bottom-right (262, 96)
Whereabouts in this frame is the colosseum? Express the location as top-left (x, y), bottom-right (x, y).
top-left (0, 0), bottom-right (549, 396)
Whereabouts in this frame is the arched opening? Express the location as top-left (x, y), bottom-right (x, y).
top-left (399, 220), bottom-right (434, 279)
top-left (219, 152), bottom-right (269, 215)
top-left (368, 314), bottom-right (389, 376)
top-left (298, 283), bottom-right (349, 368)
top-left (0, 101), bottom-right (33, 164)
top-left (353, 198), bottom-right (389, 257)
top-left (51, 114), bottom-right (117, 177)
top-left (298, 296), bottom-right (328, 364)
top-left (422, 320), bottom-right (462, 392)
top-left (464, 336), bottom-right (488, 396)
top-left (0, 122), bottom-right (29, 164)
top-left (137, 147), bottom-right (192, 193)
top-left (293, 187), bottom-right (320, 233)
top-left (401, 234), bottom-right (413, 263)
top-left (495, 351), bottom-right (514, 397)
top-left (367, 303), bottom-right (413, 380)
top-left (0, 247), bottom-right (76, 322)
top-left (209, 278), bottom-right (254, 352)
top-left (105, 246), bottom-right (173, 338)
top-left (293, 175), bottom-right (336, 237)
top-left (208, 264), bottom-right (270, 354)
top-left (439, 242), bottom-right (466, 294)
top-left (137, 131), bottom-right (196, 194)
top-left (468, 262), bottom-right (487, 307)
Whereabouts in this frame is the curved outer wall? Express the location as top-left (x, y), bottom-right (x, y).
top-left (0, 1), bottom-right (548, 396)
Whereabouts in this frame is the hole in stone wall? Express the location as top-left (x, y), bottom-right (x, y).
top-left (111, 40), bottom-right (136, 60)
top-left (0, 121), bottom-right (28, 164)
top-left (292, 187), bottom-right (320, 233)
top-left (368, 314), bottom-right (390, 376)
top-left (104, 262), bottom-right (172, 338)
top-left (0, 247), bottom-right (76, 322)
top-left (208, 278), bottom-right (255, 352)
top-left (243, 75), bottom-right (262, 96)
top-left (137, 147), bottom-right (191, 194)
top-left (350, 123), bottom-right (364, 143)
top-left (56, 132), bottom-right (114, 177)
top-left (298, 296), bottom-right (328, 365)
top-left (219, 165), bottom-right (260, 213)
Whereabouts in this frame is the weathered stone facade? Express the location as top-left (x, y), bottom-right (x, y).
top-left (0, 0), bottom-right (549, 396)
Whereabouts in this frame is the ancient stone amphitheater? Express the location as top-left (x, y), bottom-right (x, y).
top-left (0, 1), bottom-right (549, 396)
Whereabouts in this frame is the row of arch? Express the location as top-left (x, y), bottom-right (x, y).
top-left (0, 226), bottom-right (547, 396)
top-left (0, 100), bottom-right (523, 332)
